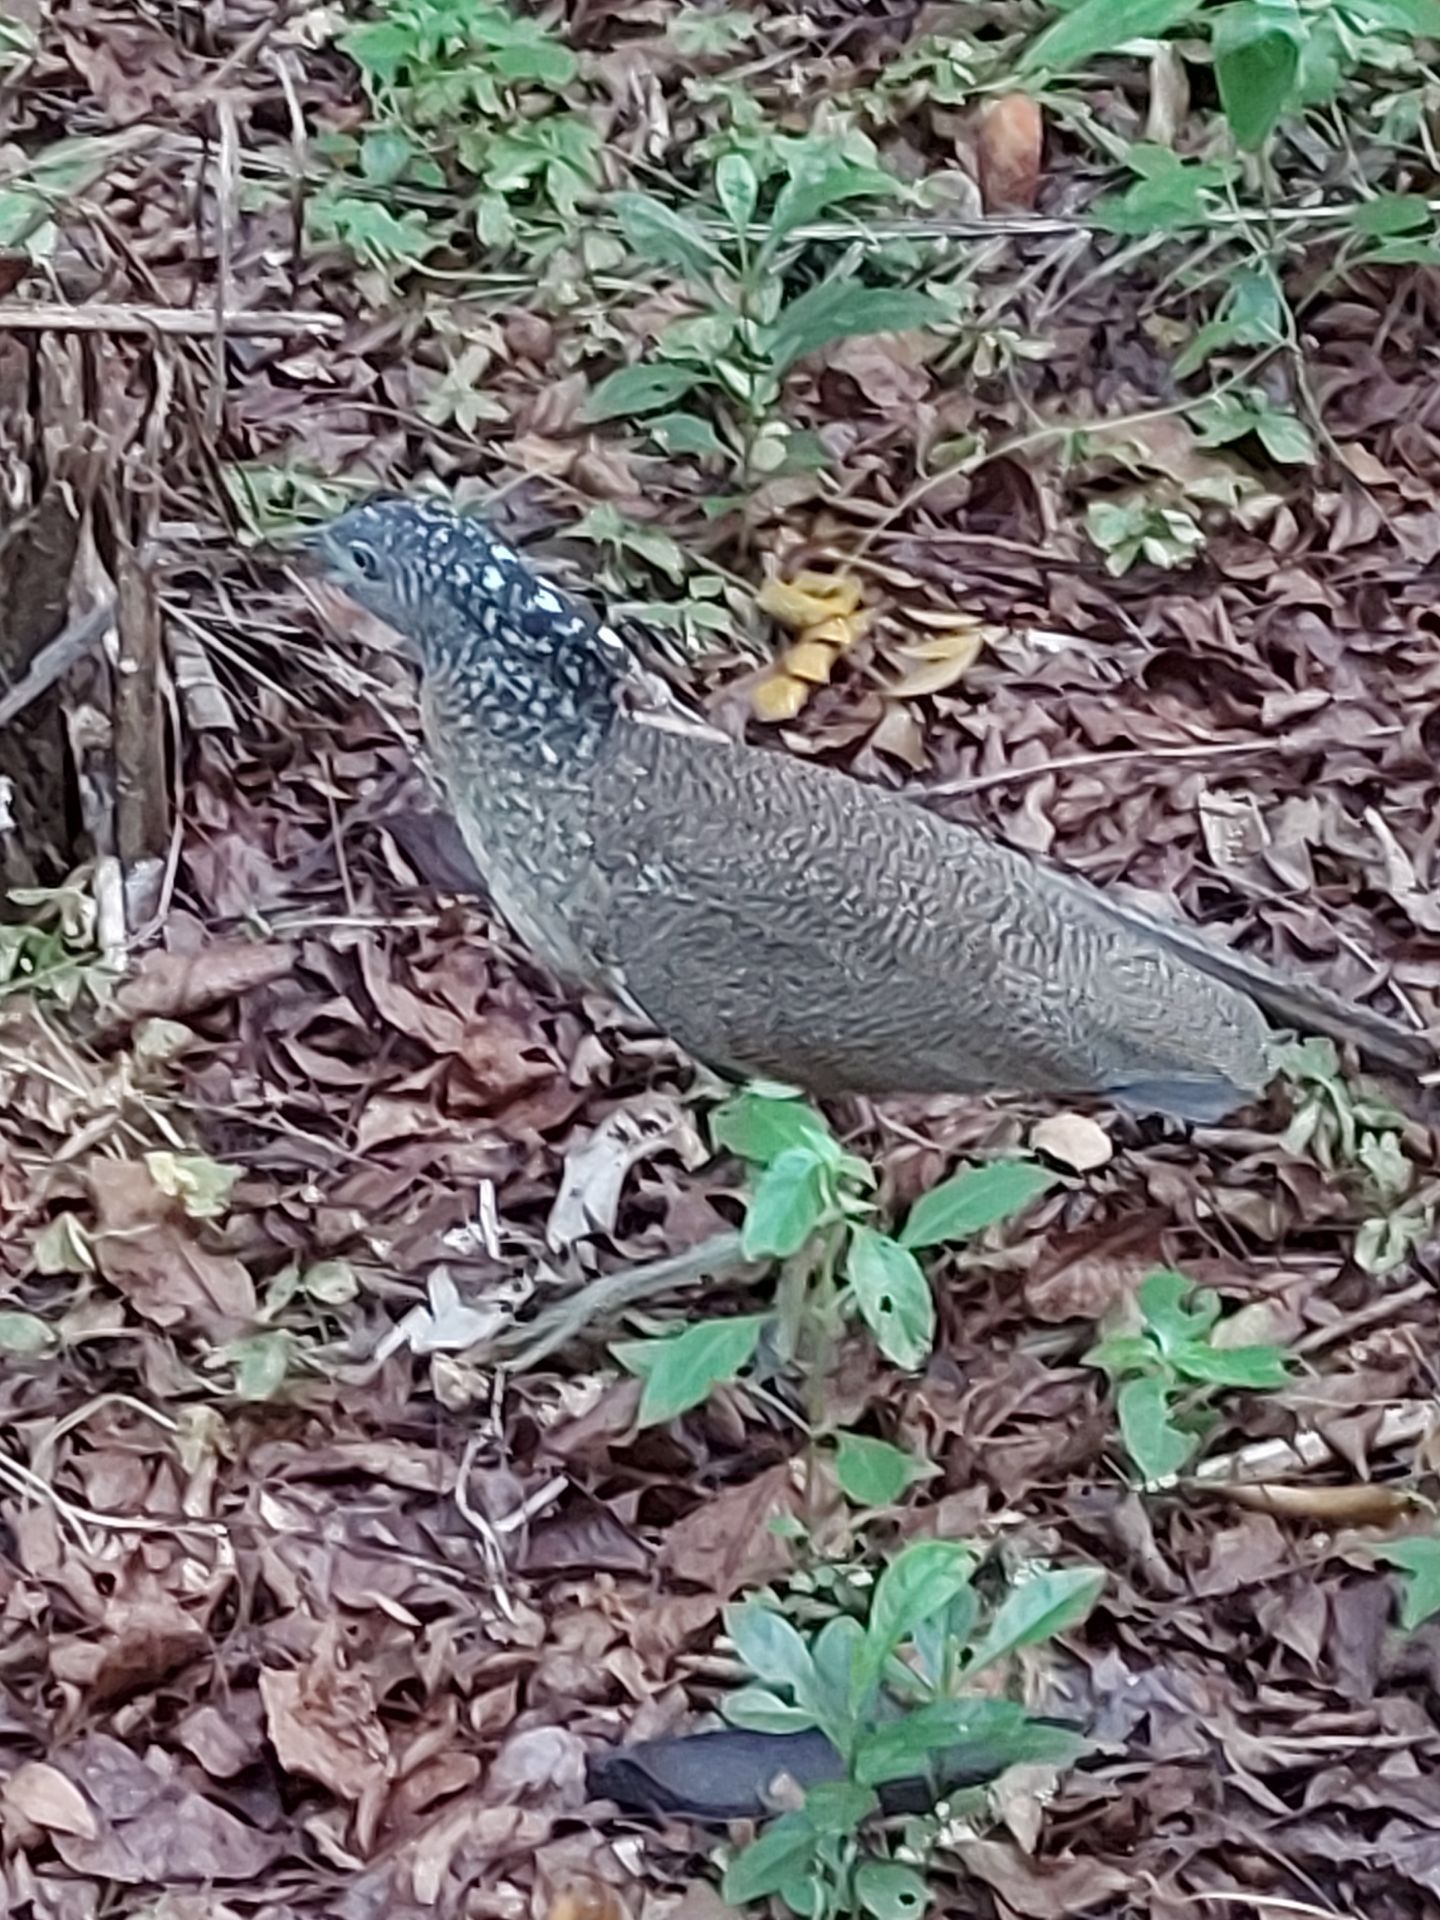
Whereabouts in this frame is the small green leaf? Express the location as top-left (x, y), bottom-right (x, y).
top-left (856, 1699), bottom-right (1089, 1788)
top-left (1116, 1375), bottom-right (1196, 1483)
top-left (803, 1779), bottom-right (878, 1835)
top-left (1018, 0), bottom-right (1203, 74)
top-left (722, 1815), bottom-right (821, 1906)
top-left (1351, 194), bottom-right (1433, 237)
top-left (725, 1601), bottom-right (820, 1695)
top-left (145, 1149), bottom-right (238, 1221)
top-left (1363, 236), bottom-right (1440, 266)
top-left (900, 1160), bottom-right (1056, 1250)
top-left (614, 189), bottom-right (723, 281)
top-left (723, 1685), bottom-right (820, 1733)
top-left (716, 153), bottom-right (759, 233)
top-left (855, 1860), bottom-right (929, 1920)
top-left (230, 1330), bottom-right (293, 1401)
top-left (1173, 267), bottom-right (1287, 374)
top-left (1213, 4), bottom-right (1304, 150)
top-left (0, 1311), bottom-right (56, 1355)
top-left (809, 1614), bottom-right (867, 1736)
top-left (1084, 1333), bottom-right (1162, 1379)
top-left (744, 1147), bottom-right (832, 1258)
top-left (647, 410), bottom-right (727, 457)
top-left (768, 147), bottom-right (905, 244)
top-left (767, 279), bottom-right (945, 376)
top-left (1372, 1536), bottom-right (1440, 1632)
top-left (302, 1258), bottom-right (360, 1306)
top-left (669, 7), bottom-right (759, 56)
top-left (1191, 386), bottom-right (1316, 464)
top-left (1138, 1269), bottom-right (1221, 1353)
top-left (358, 127), bottom-right (414, 186)
top-left (491, 38), bottom-right (577, 87)
top-left (1093, 148), bottom-right (1236, 236)
top-left (584, 362), bottom-right (705, 422)
top-left (861, 1541), bottom-right (976, 1702)
top-left (337, 19), bottom-right (415, 86)
top-left (613, 1313), bottom-right (769, 1425)
top-left (1252, 408), bottom-right (1315, 465)
top-left (712, 1090), bottom-right (838, 1167)
top-left (306, 194), bottom-right (438, 268)
top-left (32, 1212), bottom-right (95, 1275)
top-left (1169, 1342), bottom-right (1292, 1389)
top-left (833, 1432), bottom-right (932, 1507)
top-left (845, 1227), bottom-right (934, 1371)
top-left (1347, 0), bottom-right (1440, 32)
top-left (964, 1567), bottom-right (1105, 1676)
top-left (855, 1698), bottom-right (1027, 1784)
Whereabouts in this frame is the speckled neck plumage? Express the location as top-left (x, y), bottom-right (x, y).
top-left (396, 501), bottom-right (627, 764)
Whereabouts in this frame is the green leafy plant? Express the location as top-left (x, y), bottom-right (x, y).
top-left (1084, 496), bottom-right (1207, 575)
top-left (1277, 1038), bottom-right (1434, 1274)
top-left (1085, 1269), bottom-right (1293, 1484)
top-left (1372, 1536), bottom-right (1440, 1632)
top-left (585, 139), bottom-right (948, 488)
top-left (1187, 387), bottom-right (1316, 463)
top-left (1019, 0), bottom-right (1440, 153)
top-left (614, 1092), bottom-right (1056, 1429)
top-left (719, 1541), bottom-right (1102, 1917)
top-left (1091, 146), bottom-right (1240, 236)
top-left (311, 0), bottom-right (600, 271)
top-left (1, 882), bottom-right (107, 1009)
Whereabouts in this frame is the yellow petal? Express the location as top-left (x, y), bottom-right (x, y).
top-left (756, 570), bottom-right (863, 629)
top-left (752, 673), bottom-right (812, 721)
top-left (806, 612), bottom-right (868, 648)
top-left (784, 639), bottom-right (841, 685)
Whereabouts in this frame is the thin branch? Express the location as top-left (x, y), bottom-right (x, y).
top-left (0, 603), bottom-right (113, 732)
top-left (496, 1229), bottom-right (750, 1370)
top-left (0, 302), bottom-right (342, 337)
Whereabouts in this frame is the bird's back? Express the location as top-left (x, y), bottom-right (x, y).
top-left (578, 716), bottom-right (1269, 1120)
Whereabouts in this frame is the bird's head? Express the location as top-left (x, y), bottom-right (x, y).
top-left (296, 494), bottom-right (549, 652)
top-left (295, 492), bottom-right (628, 749)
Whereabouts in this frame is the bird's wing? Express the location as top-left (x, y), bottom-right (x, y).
top-left (587, 723), bottom-right (1269, 1113)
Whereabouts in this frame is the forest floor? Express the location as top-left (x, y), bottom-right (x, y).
top-left (4, 2), bottom-right (1440, 1917)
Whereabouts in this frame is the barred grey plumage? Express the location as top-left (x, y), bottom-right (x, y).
top-left (301, 493), bottom-right (1391, 1125)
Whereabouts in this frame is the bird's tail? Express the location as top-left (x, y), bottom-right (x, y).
top-left (1090, 885), bottom-right (1432, 1078)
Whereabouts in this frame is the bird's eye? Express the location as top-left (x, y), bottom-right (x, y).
top-left (349, 540), bottom-right (382, 581)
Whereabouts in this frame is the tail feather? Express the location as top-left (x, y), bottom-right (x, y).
top-left (1090, 885), bottom-right (1432, 1078)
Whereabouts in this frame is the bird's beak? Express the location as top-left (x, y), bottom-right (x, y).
top-left (266, 524), bottom-right (330, 576)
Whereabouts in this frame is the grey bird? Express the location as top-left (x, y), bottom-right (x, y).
top-left (298, 496), bottom-right (1425, 1124)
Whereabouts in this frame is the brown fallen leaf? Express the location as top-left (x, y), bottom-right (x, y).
top-left (259, 1630), bottom-right (394, 1802)
top-left (1022, 1214), bottom-right (1167, 1323)
top-left (954, 1839), bottom-right (1130, 1918)
top-left (112, 940), bottom-right (293, 1022)
top-left (887, 624), bottom-right (988, 699)
top-left (1031, 1112), bottom-right (1113, 1173)
top-left (658, 1462), bottom-right (803, 1595)
top-left (51, 1734), bottom-right (281, 1883)
top-left (547, 1095), bottom-right (707, 1251)
top-left (88, 1159), bottom-right (255, 1335)
top-left (548, 1879), bottom-right (631, 1920)
top-left (2, 1760), bottom-right (98, 1840)
top-left (50, 1587), bottom-right (213, 1702)
top-left (977, 93), bottom-right (1044, 211)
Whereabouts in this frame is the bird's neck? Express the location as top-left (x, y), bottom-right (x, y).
top-left (419, 609), bottom-right (624, 767)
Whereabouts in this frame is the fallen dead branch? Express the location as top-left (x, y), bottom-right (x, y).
top-left (0, 604), bottom-right (113, 732)
top-left (0, 302), bottom-right (342, 337)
